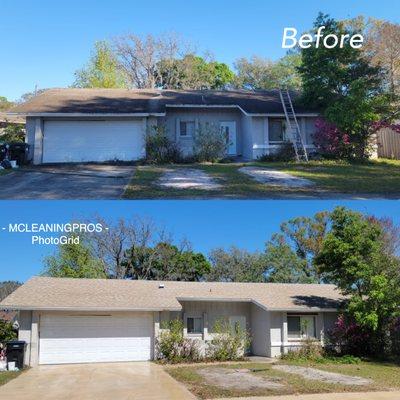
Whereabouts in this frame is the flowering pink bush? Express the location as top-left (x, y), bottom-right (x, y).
top-left (313, 118), bottom-right (352, 159)
top-left (326, 315), bottom-right (371, 356)
top-left (370, 121), bottom-right (400, 134)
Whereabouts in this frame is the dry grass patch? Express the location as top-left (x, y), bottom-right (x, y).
top-left (166, 361), bottom-right (400, 399)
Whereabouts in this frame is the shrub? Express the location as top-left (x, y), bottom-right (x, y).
top-left (156, 319), bottom-right (202, 363)
top-left (258, 142), bottom-right (296, 162)
top-left (145, 125), bottom-right (182, 164)
top-left (0, 123), bottom-right (25, 143)
top-left (313, 118), bottom-right (353, 159)
top-left (206, 319), bottom-right (251, 361)
top-left (0, 319), bottom-right (16, 346)
top-left (281, 338), bottom-right (324, 362)
top-left (389, 317), bottom-right (400, 358)
top-left (193, 123), bottom-right (228, 162)
top-left (325, 315), bottom-right (371, 357)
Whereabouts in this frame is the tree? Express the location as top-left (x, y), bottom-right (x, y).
top-left (0, 96), bottom-right (13, 111)
top-left (315, 207), bottom-right (400, 354)
top-left (113, 32), bottom-right (188, 89)
top-left (157, 54), bottom-right (235, 89)
top-left (0, 281), bottom-right (21, 301)
top-left (207, 247), bottom-right (266, 282)
top-left (0, 123), bottom-right (25, 142)
top-left (43, 235), bottom-right (106, 278)
top-left (42, 217), bottom-right (209, 282)
top-left (234, 53), bottom-right (302, 90)
top-left (73, 41), bottom-right (128, 88)
top-left (264, 212), bottom-right (329, 283)
top-left (368, 21), bottom-right (400, 97)
top-left (125, 242), bottom-right (210, 281)
top-left (18, 88), bottom-right (47, 103)
top-left (350, 17), bottom-right (400, 97)
top-left (298, 13), bottom-right (392, 158)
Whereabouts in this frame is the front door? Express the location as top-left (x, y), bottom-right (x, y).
top-left (220, 121), bottom-right (237, 155)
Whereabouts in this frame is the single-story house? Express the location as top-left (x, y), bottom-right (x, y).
top-left (0, 277), bottom-right (343, 366)
top-left (7, 88), bottom-right (319, 164)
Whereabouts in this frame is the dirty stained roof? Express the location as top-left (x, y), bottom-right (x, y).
top-left (8, 88), bottom-right (318, 115)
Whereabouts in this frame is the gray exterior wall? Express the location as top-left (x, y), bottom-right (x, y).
top-left (269, 311), bottom-right (339, 357)
top-left (250, 303), bottom-right (269, 356)
top-left (17, 306), bottom-right (339, 366)
top-left (159, 108), bottom-right (243, 157)
top-left (25, 118), bottom-right (36, 161)
top-left (18, 310), bottom-right (39, 366)
top-left (179, 300), bottom-right (251, 340)
top-left (25, 110), bottom-right (319, 164)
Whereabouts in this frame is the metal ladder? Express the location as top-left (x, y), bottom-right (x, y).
top-left (279, 88), bottom-right (308, 162)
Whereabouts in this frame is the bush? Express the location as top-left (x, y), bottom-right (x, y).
top-left (281, 338), bottom-right (324, 362)
top-left (325, 315), bottom-right (371, 357)
top-left (156, 319), bottom-right (202, 363)
top-left (206, 319), bottom-right (251, 361)
top-left (145, 125), bottom-right (182, 164)
top-left (258, 142), bottom-right (296, 162)
top-left (0, 123), bottom-right (25, 143)
top-left (280, 338), bottom-right (361, 364)
top-left (193, 123), bottom-right (228, 162)
top-left (313, 118), bottom-right (353, 159)
top-left (389, 317), bottom-right (400, 358)
top-left (0, 320), bottom-right (16, 346)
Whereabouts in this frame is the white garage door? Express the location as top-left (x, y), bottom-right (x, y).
top-left (42, 120), bottom-right (145, 163)
top-left (39, 313), bottom-right (153, 364)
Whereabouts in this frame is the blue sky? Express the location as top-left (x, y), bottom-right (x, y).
top-left (1, 200), bottom-right (399, 282)
top-left (1, 0), bottom-right (399, 100)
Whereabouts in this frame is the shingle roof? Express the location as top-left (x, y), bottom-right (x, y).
top-left (8, 88), bottom-right (318, 115)
top-left (0, 277), bottom-right (344, 312)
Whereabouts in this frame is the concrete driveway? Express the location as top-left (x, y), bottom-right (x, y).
top-left (0, 362), bottom-right (195, 400)
top-left (0, 164), bottom-right (135, 199)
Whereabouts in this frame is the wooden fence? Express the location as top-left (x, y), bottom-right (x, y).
top-left (377, 127), bottom-right (400, 159)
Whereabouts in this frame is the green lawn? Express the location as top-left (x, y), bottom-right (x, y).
top-left (0, 370), bottom-right (22, 386)
top-left (166, 360), bottom-right (400, 399)
top-left (123, 159), bottom-right (400, 199)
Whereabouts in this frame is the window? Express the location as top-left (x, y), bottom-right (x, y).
top-left (268, 119), bottom-right (285, 142)
top-left (187, 317), bottom-right (203, 334)
top-left (179, 120), bottom-right (195, 137)
top-left (287, 315), bottom-right (316, 339)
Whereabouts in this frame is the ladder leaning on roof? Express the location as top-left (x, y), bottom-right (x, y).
top-left (279, 88), bottom-right (308, 162)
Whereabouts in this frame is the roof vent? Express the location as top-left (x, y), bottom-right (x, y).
top-left (159, 283), bottom-right (165, 289)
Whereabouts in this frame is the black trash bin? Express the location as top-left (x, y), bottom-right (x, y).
top-left (8, 143), bottom-right (30, 165)
top-left (6, 340), bottom-right (26, 370)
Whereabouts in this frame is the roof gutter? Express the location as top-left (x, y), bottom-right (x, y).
top-left (0, 306), bottom-right (182, 312)
top-left (6, 112), bottom-right (166, 117)
top-left (165, 104), bottom-right (319, 117)
top-left (176, 297), bottom-right (253, 303)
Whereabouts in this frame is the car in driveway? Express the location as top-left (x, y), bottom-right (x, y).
top-left (0, 164), bottom-right (135, 199)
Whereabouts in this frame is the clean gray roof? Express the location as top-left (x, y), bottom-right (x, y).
top-left (9, 88), bottom-right (318, 115)
top-left (0, 277), bottom-right (344, 312)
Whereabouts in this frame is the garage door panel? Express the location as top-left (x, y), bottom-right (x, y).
top-left (39, 313), bottom-right (153, 364)
top-left (42, 120), bottom-right (145, 163)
